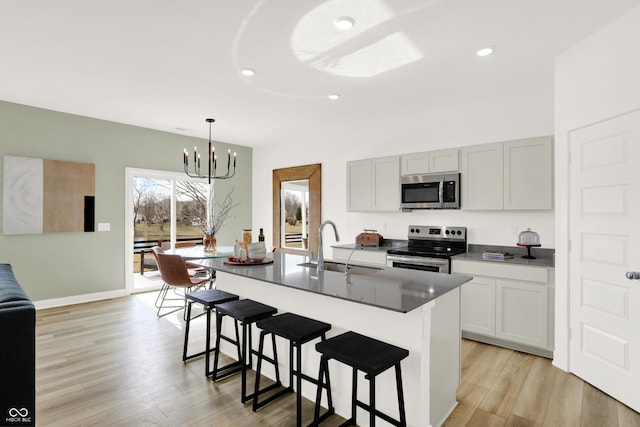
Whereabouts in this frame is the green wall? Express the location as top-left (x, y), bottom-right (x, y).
top-left (0, 101), bottom-right (252, 302)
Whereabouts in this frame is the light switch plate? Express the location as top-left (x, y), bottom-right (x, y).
top-left (97, 222), bottom-right (111, 232)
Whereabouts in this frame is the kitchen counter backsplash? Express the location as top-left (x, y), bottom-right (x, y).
top-left (458, 244), bottom-right (555, 267)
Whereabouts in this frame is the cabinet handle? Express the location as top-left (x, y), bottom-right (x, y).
top-left (625, 271), bottom-right (640, 280)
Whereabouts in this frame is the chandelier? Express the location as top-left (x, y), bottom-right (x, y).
top-left (182, 118), bottom-right (236, 184)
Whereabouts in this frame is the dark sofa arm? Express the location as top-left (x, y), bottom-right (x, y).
top-left (0, 264), bottom-right (35, 426)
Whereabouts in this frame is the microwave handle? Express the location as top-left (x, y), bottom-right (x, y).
top-left (439, 180), bottom-right (444, 206)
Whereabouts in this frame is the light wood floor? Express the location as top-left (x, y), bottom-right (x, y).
top-left (35, 294), bottom-right (640, 426)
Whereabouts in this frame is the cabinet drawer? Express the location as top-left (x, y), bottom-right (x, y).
top-left (452, 259), bottom-right (548, 283)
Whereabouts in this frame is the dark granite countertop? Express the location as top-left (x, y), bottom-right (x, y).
top-left (191, 252), bottom-right (471, 313)
top-left (454, 244), bottom-right (555, 267)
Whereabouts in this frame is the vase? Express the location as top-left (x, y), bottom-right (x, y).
top-left (203, 234), bottom-right (217, 253)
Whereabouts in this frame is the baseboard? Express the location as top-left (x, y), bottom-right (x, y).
top-left (34, 289), bottom-right (128, 310)
top-left (462, 331), bottom-right (553, 359)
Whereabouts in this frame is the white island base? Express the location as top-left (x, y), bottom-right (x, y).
top-left (215, 271), bottom-right (461, 427)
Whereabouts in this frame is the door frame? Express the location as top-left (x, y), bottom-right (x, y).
top-left (124, 167), bottom-right (205, 294)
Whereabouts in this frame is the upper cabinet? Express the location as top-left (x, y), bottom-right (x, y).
top-left (461, 136), bottom-right (553, 211)
top-left (347, 156), bottom-right (400, 212)
top-left (400, 148), bottom-right (459, 175)
top-left (503, 138), bottom-right (553, 210)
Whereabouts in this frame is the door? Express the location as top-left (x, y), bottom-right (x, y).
top-left (125, 168), bottom-right (208, 293)
top-left (569, 110), bottom-right (640, 412)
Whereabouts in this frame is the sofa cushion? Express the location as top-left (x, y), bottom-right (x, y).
top-left (0, 264), bottom-right (33, 309)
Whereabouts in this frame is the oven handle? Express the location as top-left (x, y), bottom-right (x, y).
top-left (386, 255), bottom-right (449, 267)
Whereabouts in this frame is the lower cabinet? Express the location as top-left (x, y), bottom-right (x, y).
top-left (453, 259), bottom-right (554, 356)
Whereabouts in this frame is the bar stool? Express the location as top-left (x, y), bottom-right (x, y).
top-left (183, 289), bottom-right (239, 376)
top-left (253, 312), bottom-right (334, 427)
top-left (313, 331), bottom-right (409, 427)
top-left (211, 299), bottom-right (278, 403)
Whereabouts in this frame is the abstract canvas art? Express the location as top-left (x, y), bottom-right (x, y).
top-left (3, 155), bottom-right (95, 234)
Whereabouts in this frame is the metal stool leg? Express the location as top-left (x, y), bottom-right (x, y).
top-left (353, 367), bottom-right (359, 426)
top-left (370, 374), bottom-right (376, 427)
top-left (396, 363), bottom-right (407, 427)
top-left (182, 301), bottom-right (193, 361)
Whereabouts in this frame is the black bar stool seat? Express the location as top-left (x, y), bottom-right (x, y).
top-left (211, 299), bottom-right (278, 403)
top-left (183, 289), bottom-right (239, 376)
top-left (253, 313), bottom-right (334, 426)
top-left (313, 331), bottom-right (409, 427)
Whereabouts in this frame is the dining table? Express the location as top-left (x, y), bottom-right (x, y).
top-left (167, 245), bottom-right (234, 260)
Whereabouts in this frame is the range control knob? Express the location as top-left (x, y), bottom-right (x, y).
top-left (445, 230), bottom-right (450, 235)
top-left (410, 228), bottom-right (415, 233)
top-left (457, 230), bottom-right (462, 235)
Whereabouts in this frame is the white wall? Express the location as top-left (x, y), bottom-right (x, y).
top-left (252, 83), bottom-right (555, 250)
top-left (554, 3), bottom-right (640, 369)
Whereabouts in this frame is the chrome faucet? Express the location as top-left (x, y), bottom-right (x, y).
top-left (317, 220), bottom-right (339, 270)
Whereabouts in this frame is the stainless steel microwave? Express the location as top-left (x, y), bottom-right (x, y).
top-left (400, 172), bottom-right (461, 209)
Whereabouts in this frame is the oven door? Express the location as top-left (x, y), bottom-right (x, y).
top-left (386, 254), bottom-right (450, 274)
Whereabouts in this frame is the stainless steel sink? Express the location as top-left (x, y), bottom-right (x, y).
top-left (298, 261), bottom-right (383, 275)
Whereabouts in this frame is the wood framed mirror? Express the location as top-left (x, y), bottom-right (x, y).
top-left (272, 163), bottom-right (321, 256)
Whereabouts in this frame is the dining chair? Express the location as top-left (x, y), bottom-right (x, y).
top-left (154, 251), bottom-right (210, 319)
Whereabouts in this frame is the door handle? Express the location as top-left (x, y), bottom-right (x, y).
top-left (625, 271), bottom-right (640, 280)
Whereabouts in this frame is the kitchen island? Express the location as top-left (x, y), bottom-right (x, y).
top-left (192, 253), bottom-right (471, 427)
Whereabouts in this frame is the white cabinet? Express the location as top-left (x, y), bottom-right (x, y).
top-left (453, 258), bottom-right (554, 355)
top-left (496, 279), bottom-right (548, 349)
top-left (347, 156), bottom-right (400, 212)
top-left (460, 276), bottom-right (496, 336)
top-left (400, 148), bottom-right (459, 175)
top-left (504, 138), bottom-right (553, 210)
top-left (346, 159), bottom-right (372, 211)
top-left (460, 136), bottom-right (553, 210)
top-left (460, 143), bottom-right (503, 210)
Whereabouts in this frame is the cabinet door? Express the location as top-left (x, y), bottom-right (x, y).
top-left (401, 152), bottom-right (429, 176)
top-left (371, 156), bottom-right (400, 211)
top-left (496, 279), bottom-right (548, 349)
top-left (428, 148), bottom-right (459, 172)
top-left (460, 276), bottom-right (496, 336)
top-left (504, 136), bottom-right (553, 210)
top-left (460, 143), bottom-right (503, 210)
top-left (347, 159), bottom-right (372, 211)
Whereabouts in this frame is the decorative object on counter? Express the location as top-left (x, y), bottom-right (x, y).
top-left (355, 229), bottom-right (383, 246)
top-left (182, 118), bottom-right (237, 184)
top-left (482, 250), bottom-right (514, 261)
top-left (517, 228), bottom-right (541, 259)
top-left (223, 256), bottom-right (273, 266)
top-left (203, 233), bottom-right (217, 253)
top-left (258, 228), bottom-right (265, 242)
top-left (247, 242), bottom-right (267, 261)
top-left (199, 186), bottom-right (239, 253)
top-left (242, 228), bottom-right (252, 252)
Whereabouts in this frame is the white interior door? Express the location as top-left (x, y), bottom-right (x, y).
top-left (569, 110), bottom-right (640, 412)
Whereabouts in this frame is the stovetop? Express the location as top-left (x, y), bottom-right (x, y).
top-left (387, 225), bottom-right (467, 258)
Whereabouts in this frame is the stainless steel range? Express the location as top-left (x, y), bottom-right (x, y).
top-left (386, 225), bottom-right (467, 274)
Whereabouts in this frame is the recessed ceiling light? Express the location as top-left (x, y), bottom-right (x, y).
top-left (476, 47), bottom-right (494, 57)
top-left (328, 93), bottom-right (341, 101)
top-left (334, 16), bottom-right (355, 30)
top-left (240, 68), bottom-right (255, 76)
